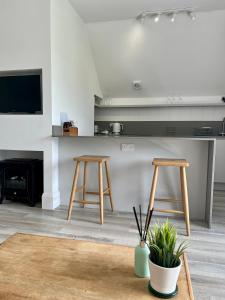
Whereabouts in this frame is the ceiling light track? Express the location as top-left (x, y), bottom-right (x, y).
top-left (136, 8), bottom-right (196, 23)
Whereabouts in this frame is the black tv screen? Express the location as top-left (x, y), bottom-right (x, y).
top-left (0, 72), bottom-right (42, 114)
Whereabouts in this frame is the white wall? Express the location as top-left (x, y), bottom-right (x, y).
top-left (0, 0), bottom-right (60, 209)
top-left (88, 10), bottom-right (225, 99)
top-left (51, 0), bottom-right (102, 136)
top-left (0, 0), bottom-right (103, 209)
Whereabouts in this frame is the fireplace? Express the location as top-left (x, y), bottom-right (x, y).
top-left (0, 158), bottom-right (43, 206)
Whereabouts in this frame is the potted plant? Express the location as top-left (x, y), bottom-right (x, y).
top-left (146, 221), bottom-right (188, 298)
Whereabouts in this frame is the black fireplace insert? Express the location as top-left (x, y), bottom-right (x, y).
top-left (0, 158), bottom-right (43, 206)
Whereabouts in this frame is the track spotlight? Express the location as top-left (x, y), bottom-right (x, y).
top-left (139, 16), bottom-right (145, 24)
top-left (136, 8), bottom-right (196, 24)
top-left (154, 14), bottom-right (160, 23)
top-left (188, 11), bottom-right (196, 21)
top-left (170, 12), bottom-right (176, 22)
top-left (136, 13), bottom-right (146, 24)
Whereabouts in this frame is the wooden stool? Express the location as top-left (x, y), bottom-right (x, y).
top-left (67, 155), bottom-right (114, 224)
top-left (149, 158), bottom-right (190, 236)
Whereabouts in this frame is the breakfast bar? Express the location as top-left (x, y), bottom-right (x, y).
top-left (54, 133), bottom-right (216, 228)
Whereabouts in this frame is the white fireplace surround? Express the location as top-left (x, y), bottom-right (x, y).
top-left (0, 0), bottom-right (101, 209)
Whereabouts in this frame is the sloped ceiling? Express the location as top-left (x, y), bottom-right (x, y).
top-left (70, 0), bottom-right (225, 22)
top-left (87, 10), bottom-right (225, 98)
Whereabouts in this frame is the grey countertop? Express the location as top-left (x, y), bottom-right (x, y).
top-left (52, 134), bottom-right (220, 140)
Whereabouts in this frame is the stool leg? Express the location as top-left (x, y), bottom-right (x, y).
top-left (98, 162), bottom-right (104, 224)
top-left (180, 167), bottom-right (190, 236)
top-left (82, 162), bottom-right (88, 208)
top-left (67, 161), bottom-right (80, 221)
top-left (149, 166), bottom-right (159, 210)
top-left (105, 161), bottom-right (114, 212)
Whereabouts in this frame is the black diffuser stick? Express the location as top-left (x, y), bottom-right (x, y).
top-left (139, 205), bottom-right (142, 240)
top-left (133, 206), bottom-right (141, 238)
top-left (144, 208), bottom-right (154, 241)
top-left (143, 203), bottom-right (150, 239)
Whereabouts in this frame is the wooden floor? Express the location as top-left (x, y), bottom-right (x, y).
top-left (0, 195), bottom-right (224, 300)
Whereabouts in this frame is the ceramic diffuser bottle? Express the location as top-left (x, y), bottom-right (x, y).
top-left (133, 205), bottom-right (153, 278)
top-left (135, 240), bottom-right (150, 278)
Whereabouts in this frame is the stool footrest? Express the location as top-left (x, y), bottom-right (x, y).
top-left (155, 197), bottom-right (182, 203)
top-left (86, 188), bottom-right (110, 195)
top-left (154, 209), bottom-right (184, 215)
top-left (74, 200), bottom-right (100, 205)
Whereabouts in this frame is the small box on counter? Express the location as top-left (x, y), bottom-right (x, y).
top-left (63, 121), bottom-right (78, 136)
top-left (63, 127), bottom-right (78, 136)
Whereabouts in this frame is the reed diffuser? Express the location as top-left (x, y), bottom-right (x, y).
top-left (133, 205), bottom-right (154, 278)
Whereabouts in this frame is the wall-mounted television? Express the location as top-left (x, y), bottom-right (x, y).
top-left (0, 69), bottom-right (43, 114)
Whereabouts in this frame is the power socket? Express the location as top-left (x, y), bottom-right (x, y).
top-left (121, 143), bottom-right (135, 152)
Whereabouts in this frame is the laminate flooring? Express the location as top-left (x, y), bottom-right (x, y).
top-left (0, 196), bottom-right (224, 300)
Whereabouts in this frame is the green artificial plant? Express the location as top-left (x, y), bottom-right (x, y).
top-left (147, 220), bottom-right (188, 268)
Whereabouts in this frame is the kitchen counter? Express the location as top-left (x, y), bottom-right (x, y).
top-left (57, 133), bottom-right (216, 228)
top-left (52, 123), bottom-right (225, 139)
top-left (54, 134), bottom-right (219, 140)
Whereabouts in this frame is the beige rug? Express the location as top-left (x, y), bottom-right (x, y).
top-left (0, 233), bottom-right (193, 299)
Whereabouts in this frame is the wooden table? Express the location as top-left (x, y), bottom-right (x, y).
top-left (0, 234), bottom-right (194, 299)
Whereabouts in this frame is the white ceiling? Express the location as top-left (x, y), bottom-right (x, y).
top-left (70, 0), bottom-right (225, 22)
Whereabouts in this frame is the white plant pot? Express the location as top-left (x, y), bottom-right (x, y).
top-left (149, 258), bottom-right (181, 295)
